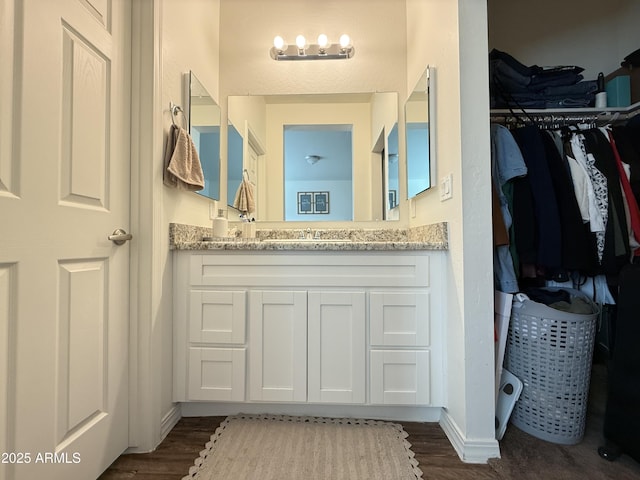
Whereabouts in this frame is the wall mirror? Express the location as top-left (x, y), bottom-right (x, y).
top-left (405, 66), bottom-right (434, 198)
top-left (227, 92), bottom-right (398, 222)
top-left (185, 71), bottom-right (221, 201)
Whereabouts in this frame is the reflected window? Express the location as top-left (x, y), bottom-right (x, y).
top-left (406, 122), bottom-right (430, 198)
top-left (192, 126), bottom-right (220, 200)
top-left (283, 125), bottom-right (353, 221)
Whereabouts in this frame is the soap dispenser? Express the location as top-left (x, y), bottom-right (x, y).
top-left (212, 209), bottom-right (228, 238)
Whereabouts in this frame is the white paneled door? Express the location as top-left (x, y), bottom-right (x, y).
top-left (0, 1), bottom-right (131, 479)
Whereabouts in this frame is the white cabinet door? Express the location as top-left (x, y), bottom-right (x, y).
top-left (308, 291), bottom-right (366, 403)
top-left (189, 290), bottom-right (246, 344)
top-left (370, 292), bottom-right (430, 346)
top-left (370, 350), bottom-right (430, 405)
top-left (249, 290), bottom-right (307, 402)
top-left (188, 347), bottom-right (246, 401)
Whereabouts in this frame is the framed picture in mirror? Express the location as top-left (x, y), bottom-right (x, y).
top-left (314, 192), bottom-right (330, 214)
top-left (297, 192), bottom-right (313, 214)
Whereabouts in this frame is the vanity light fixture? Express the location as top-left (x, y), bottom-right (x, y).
top-left (270, 33), bottom-right (354, 61)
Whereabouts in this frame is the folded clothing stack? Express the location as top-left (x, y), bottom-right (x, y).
top-left (490, 48), bottom-right (598, 109)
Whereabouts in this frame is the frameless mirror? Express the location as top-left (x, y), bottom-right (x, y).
top-left (405, 66), bottom-right (434, 198)
top-left (185, 71), bottom-right (221, 200)
top-left (227, 92), bottom-right (398, 222)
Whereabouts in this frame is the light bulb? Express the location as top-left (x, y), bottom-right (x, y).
top-left (296, 35), bottom-right (307, 49)
top-left (317, 34), bottom-right (329, 49)
top-left (273, 35), bottom-right (285, 51)
top-left (295, 35), bottom-right (306, 49)
top-left (339, 34), bottom-right (351, 49)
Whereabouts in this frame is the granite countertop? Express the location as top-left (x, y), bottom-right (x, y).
top-left (169, 223), bottom-right (448, 251)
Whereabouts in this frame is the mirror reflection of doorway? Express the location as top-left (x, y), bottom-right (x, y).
top-left (283, 125), bottom-right (353, 221)
top-left (227, 123), bottom-right (243, 207)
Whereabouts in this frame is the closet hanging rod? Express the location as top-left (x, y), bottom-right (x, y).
top-left (490, 101), bottom-right (640, 126)
top-left (489, 111), bottom-right (620, 127)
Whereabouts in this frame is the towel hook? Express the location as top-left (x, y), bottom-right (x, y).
top-left (170, 102), bottom-right (187, 129)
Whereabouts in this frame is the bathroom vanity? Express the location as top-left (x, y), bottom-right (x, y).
top-left (171, 223), bottom-right (448, 418)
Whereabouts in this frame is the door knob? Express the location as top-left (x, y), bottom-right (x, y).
top-left (108, 228), bottom-right (133, 245)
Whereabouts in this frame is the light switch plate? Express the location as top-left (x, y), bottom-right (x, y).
top-left (440, 174), bottom-right (453, 201)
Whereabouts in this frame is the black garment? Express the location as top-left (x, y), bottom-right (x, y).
top-left (601, 262), bottom-right (640, 463)
top-left (582, 129), bottom-right (630, 275)
top-left (522, 287), bottom-right (571, 306)
top-left (512, 126), bottom-right (563, 271)
top-left (512, 174), bottom-right (537, 267)
top-left (541, 131), bottom-right (598, 275)
top-left (611, 126), bottom-right (640, 205)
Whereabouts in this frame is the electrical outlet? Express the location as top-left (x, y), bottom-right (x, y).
top-left (440, 174), bottom-right (453, 201)
top-left (209, 201), bottom-right (217, 220)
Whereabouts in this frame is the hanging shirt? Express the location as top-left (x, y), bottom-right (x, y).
top-left (512, 125), bottom-right (562, 270)
top-left (569, 133), bottom-right (608, 262)
top-left (583, 128), bottom-right (630, 274)
top-left (491, 124), bottom-right (528, 293)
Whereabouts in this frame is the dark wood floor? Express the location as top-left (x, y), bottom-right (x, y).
top-left (99, 416), bottom-right (497, 480)
top-left (99, 363), bottom-right (640, 480)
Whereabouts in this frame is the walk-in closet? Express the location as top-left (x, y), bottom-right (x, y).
top-left (488, 0), bottom-right (640, 465)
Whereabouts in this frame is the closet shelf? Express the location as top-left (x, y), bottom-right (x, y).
top-left (490, 101), bottom-right (640, 124)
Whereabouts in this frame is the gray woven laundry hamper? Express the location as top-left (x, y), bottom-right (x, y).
top-left (504, 288), bottom-right (599, 445)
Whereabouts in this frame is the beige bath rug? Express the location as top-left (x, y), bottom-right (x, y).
top-left (182, 413), bottom-right (423, 480)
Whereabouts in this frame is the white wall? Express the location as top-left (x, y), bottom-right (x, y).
top-left (219, 0), bottom-right (407, 98)
top-left (159, 0), bottom-right (221, 426)
top-left (488, 0), bottom-right (640, 80)
top-left (406, 0), bottom-right (498, 461)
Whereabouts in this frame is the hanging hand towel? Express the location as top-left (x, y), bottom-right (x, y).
top-left (163, 124), bottom-right (179, 188)
top-left (233, 176), bottom-right (256, 215)
top-left (165, 126), bottom-right (205, 191)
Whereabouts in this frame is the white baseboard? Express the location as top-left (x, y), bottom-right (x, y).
top-left (160, 403), bottom-right (182, 442)
top-left (180, 402), bottom-right (442, 423)
top-left (439, 409), bottom-right (501, 463)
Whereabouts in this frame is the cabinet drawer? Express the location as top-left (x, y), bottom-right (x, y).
top-left (189, 254), bottom-right (430, 287)
top-left (188, 347), bottom-right (246, 401)
top-left (370, 350), bottom-right (430, 405)
top-left (370, 292), bottom-right (430, 346)
top-left (189, 290), bottom-right (246, 344)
